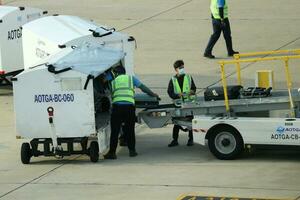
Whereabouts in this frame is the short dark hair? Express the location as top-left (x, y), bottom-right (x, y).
top-left (173, 60), bottom-right (184, 69)
top-left (112, 65), bottom-right (126, 78)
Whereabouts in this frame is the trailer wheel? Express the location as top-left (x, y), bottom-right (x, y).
top-left (208, 126), bottom-right (244, 160)
top-left (21, 143), bottom-right (32, 164)
top-left (89, 141), bottom-right (99, 163)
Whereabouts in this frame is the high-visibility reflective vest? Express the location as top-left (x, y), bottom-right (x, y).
top-left (210, 0), bottom-right (228, 19)
top-left (111, 74), bottom-right (135, 104)
top-left (172, 74), bottom-right (194, 101)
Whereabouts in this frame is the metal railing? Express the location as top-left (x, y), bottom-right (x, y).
top-left (218, 49), bottom-right (300, 117)
top-left (233, 49), bottom-right (300, 85)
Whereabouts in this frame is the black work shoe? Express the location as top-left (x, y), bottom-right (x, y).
top-left (104, 152), bottom-right (117, 159)
top-left (204, 53), bottom-right (215, 59)
top-left (228, 51), bottom-right (239, 57)
top-left (187, 139), bottom-right (194, 146)
top-left (168, 140), bottom-right (179, 147)
top-left (129, 150), bottom-right (138, 157)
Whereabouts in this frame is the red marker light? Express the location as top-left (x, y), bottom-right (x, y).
top-left (47, 107), bottom-right (54, 117)
top-left (0, 70), bottom-right (5, 75)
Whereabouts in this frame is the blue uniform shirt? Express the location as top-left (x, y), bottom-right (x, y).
top-left (217, 0), bottom-right (225, 8)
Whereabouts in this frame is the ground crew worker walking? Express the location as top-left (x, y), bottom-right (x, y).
top-left (167, 60), bottom-right (196, 147)
top-left (104, 66), bottom-right (159, 159)
top-left (204, 0), bottom-right (238, 59)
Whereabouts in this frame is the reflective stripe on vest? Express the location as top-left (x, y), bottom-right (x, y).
top-left (111, 75), bottom-right (135, 104)
top-left (172, 74), bottom-right (192, 100)
top-left (210, 0), bottom-right (228, 19)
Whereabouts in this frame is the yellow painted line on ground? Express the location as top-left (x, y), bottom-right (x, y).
top-left (177, 194), bottom-right (292, 200)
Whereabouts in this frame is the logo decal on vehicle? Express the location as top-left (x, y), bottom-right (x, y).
top-left (272, 126), bottom-right (300, 140)
top-left (276, 126), bottom-right (285, 134)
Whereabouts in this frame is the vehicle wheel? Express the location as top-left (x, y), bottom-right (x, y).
top-left (208, 126), bottom-right (244, 160)
top-left (89, 141), bottom-right (99, 163)
top-left (21, 143), bottom-right (32, 164)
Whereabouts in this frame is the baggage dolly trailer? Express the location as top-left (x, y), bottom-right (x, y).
top-left (13, 45), bottom-right (126, 164)
top-left (14, 44), bottom-right (158, 164)
top-left (14, 15), bottom-right (136, 164)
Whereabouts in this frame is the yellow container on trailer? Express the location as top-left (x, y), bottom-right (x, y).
top-left (255, 70), bottom-right (274, 88)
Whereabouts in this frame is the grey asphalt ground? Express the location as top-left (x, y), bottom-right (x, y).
top-left (1, 0), bottom-right (300, 199)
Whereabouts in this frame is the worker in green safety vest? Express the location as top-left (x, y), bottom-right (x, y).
top-left (104, 66), bottom-right (159, 159)
top-left (204, 0), bottom-right (239, 59)
top-left (167, 60), bottom-right (196, 147)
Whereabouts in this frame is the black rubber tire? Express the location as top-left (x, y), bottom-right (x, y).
top-left (89, 141), bottom-right (99, 163)
top-left (208, 126), bottom-right (244, 160)
top-left (21, 143), bottom-right (32, 164)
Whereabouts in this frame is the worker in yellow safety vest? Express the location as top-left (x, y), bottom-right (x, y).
top-left (204, 0), bottom-right (238, 59)
top-left (167, 60), bottom-right (196, 147)
top-left (104, 66), bottom-right (159, 159)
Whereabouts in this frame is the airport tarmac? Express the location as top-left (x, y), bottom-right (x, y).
top-left (1, 0), bottom-right (300, 199)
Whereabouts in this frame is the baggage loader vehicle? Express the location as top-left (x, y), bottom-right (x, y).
top-left (138, 50), bottom-right (300, 159)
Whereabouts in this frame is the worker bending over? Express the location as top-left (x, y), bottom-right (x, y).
top-left (104, 66), bottom-right (159, 159)
top-left (167, 60), bottom-right (196, 147)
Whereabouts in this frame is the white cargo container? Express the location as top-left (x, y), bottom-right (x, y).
top-left (0, 6), bottom-right (46, 84)
top-left (22, 15), bottom-right (135, 75)
top-left (13, 45), bottom-right (128, 163)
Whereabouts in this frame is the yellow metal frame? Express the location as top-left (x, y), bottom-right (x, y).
top-left (233, 49), bottom-right (300, 85)
top-left (219, 53), bottom-right (300, 117)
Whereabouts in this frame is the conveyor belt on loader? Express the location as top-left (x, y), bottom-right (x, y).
top-left (138, 89), bottom-right (300, 128)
